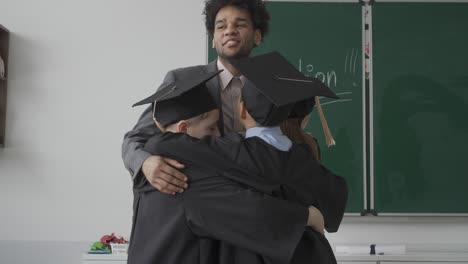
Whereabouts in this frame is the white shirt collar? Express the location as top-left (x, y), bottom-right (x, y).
top-left (245, 126), bottom-right (292, 151)
top-left (217, 59), bottom-right (246, 91)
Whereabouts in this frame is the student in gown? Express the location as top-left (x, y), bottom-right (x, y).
top-left (139, 51), bottom-right (348, 264)
top-left (128, 69), bottom-right (327, 264)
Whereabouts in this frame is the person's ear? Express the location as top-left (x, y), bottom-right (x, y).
top-left (254, 30), bottom-right (262, 46)
top-left (212, 38), bottom-right (216, 48)
top-left (176, 120), bottom-right (188, 133)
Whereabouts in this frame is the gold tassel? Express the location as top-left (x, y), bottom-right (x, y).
top-left (315, 96), bottom-right (336, 147)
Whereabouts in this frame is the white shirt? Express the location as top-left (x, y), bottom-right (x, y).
top-left (245, 126), bottom-right (292, 151)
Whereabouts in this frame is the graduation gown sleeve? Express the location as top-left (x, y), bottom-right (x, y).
top-left (141, 134), bottom-right (309, 263)
top-left (181, 170), bottom-right (309, 263)
top-left (142, 132), bottom-right (347, 262)
top-left (284, 144), bottom-right (348, 233)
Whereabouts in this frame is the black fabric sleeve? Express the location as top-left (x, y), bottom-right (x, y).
top-left (182, 173), bottom-right (308, 263)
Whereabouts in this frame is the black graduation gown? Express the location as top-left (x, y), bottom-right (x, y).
top-left (148, 132), bottom-right (348, 264)
top-left (128, 138), bottom-right (312, 264)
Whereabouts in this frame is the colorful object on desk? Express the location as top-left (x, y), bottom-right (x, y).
top-left (88, 248), bottom-right (112, 254)
top-left (90, 233), bottom-right (128, 254)
top-left (90, 241), bottom-right (109, 251)
top-left (100, 232), bottom-right (127, 247)
top-left (110, 242), bottom-right (129, 255)
top-left (89, 241), bottom-right (111, 254)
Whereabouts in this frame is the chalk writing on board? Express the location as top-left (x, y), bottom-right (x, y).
top-left (297, 48), bottom-right (360, 89)
top-left (298, 54), bottom-right (360, 107)
top-left (345, 48), bottom-right (359, 75)
top-left (298, 58), bottom-right (337, 88)
top-left (320, 92), bottom-right (353, 106)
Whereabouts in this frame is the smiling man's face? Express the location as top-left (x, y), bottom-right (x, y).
top-left (212, 5), bottom-right (261, 61)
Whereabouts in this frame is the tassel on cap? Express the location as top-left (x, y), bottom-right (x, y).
top-left (315, 96), bottom-right (336, 147)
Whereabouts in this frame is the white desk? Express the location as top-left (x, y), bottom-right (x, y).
top-left (337, 252), bottom-right (468, 264)
top-left (82, 253), bottom-right (126, 264)
top-left (82, 251), bottom-right (468, 264)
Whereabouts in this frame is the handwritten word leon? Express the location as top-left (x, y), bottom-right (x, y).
top-left (298, 58), bottom-right (337, 88)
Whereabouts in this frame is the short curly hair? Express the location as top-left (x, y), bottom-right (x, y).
top-left (203, 0), bottom-right (270, 38)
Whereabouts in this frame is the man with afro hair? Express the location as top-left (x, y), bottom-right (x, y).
top-left (123, 0), bottom-right (271, 199)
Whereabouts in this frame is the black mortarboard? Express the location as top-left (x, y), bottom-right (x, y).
top-left (289, 98), bottom-right (316, 119)
top-left (133, 70), bottom-right (222, 127)
top-left (229, 51), bottom-right (338, 126)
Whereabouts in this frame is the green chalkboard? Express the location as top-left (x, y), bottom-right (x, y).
top-left (208, 2), bottom-right (364, 213)
top-left (373, 3), bottom-right (468, 214)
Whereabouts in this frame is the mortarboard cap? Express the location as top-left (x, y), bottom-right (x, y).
top-left (289, 98), bottom-right (316, 119)
top-left (133, 70), bottom-right (222, 127)
top-left (229, 51), bottom-right (338, 126)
